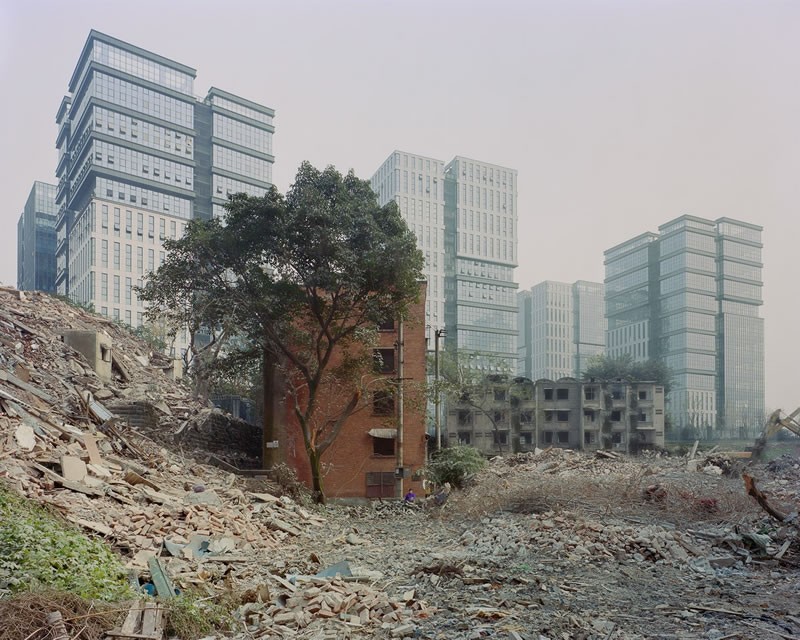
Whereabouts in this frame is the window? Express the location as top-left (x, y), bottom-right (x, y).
top-left (520, 411), bottom-right (533, 425)
top-left (543, 431), bottom-right (554, 444)
top-left (611, 410), bottom-right (622, 422)
top-left (544, 388), bottom-right (553, 400)
top-left (584, 387), bottom-right (596, 400)
top-left (520, 432), bottom-right (533, 445)
top-left (583, 409), bottom-right (596, 423)
top-left (372, 436), bottom-right (394, 457)
top-left (557, 431), bottom-right (569, 444)
top-left (494, 389), bottom-right (506, 402)
top-left (493, 410), bottom-right (506, 424)
top-left (557, 411), bottom-right (569, 422)
top-left (365, 472), bottom-right (395, 499)
top-left (584, 432), bottom-right (595, 444)
top-left (373, 389), bottom-right (395, 415)
top-left (457, 410), bottom-right (472, 426)
top-left (457, 431), bottom-right (471, 445)
top-left (373, 348), bottom-right (395, 373)
top-left (612, 432), bottom-right (625, 444)
top-left (545, 410), bottom-right (554, 422)
top-left (493, 431), bottom-right (509, 445)
top-left (556, 388), bottom-right (569, 400)
top-left (638, 390), bottom-right (647, 400)
top-left (378, 318), bottom-right (395, 331)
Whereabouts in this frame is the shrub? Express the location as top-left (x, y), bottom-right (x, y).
top-left (426, 446), bottom-right (486, 489)
top-left (0, 482), bottom-right (130, 601)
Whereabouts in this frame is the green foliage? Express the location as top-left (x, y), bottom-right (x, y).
top-left (0, 482), bottom-right (131, 601)
top-left (583, 354), bottom-right (672, 394)
top-left (130, 323), bottom-right (168, 353)
top-left (165, 591), bottom-right (235, 639)
top-left (426, 446), bottom-right (487, 488)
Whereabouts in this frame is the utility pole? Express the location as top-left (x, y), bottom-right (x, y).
top-left (395, 320), bottom-right (405, 499)
top-left (434, 328), bottom-right (446, 451)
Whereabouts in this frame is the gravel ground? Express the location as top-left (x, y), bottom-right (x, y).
top-left (271, 451), bottom-right (800, 640)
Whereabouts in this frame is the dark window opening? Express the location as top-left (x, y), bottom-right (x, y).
top-left (373, 390), bottom-right (395, 415)
top-left (493, 410), bottom-right (506, 424)
top-left (457, 431), bottom-right (471, 445)
top-left (372, 436), bottom-right (395, 456)
top-left (520, 410), bottom-right (533, 425)
top-left (544, 388), bottom-right (553, 400)
top-left (545, 410), bottom-right (554, 422)
top-left (584, 431), bottom-right (595, 444)
top-left (494, 389), bottom-right (506, 402)
top-left (584, 387), bottom-right (596, 400)
top-left (611, 410), bottom-right (622, 422)
top-left (612, 432), bottom-right (625, 444)
top-left (520, 432), bottom-right (533, 445)
top-left (543, 431), bottom-right (554, 444)
top-left (493, 430), bottom-right (509, 445)
top-left (373, 348), bottom-right (395, 373)
top-left (378, 318), bottom-right (395, 331)
top-left (638, 390), bottom-right (647, 400)
top-left (557, 410), bottom-right (569, 422)
top-left (556, 388), bottom-right (569, 400)
top-left (458, 410), bottom-right (472, 426)
top-left (557, 431), bottom-right (569, 444)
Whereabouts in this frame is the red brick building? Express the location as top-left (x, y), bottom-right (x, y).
top-left (278, 284), bottom-right (428, 500)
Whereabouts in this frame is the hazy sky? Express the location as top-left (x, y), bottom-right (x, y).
top-left (1, 1), bottom-right (798, 412)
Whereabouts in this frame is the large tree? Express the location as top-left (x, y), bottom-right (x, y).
top-left (139, 162), bottom-right (424, 501)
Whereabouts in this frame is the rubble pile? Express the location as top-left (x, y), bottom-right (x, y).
top-left (460, 511), bottom-right (708, 566)
top-left (2, 287), bottom-right (800, 639)
top-left (0, 289), bottom-right (316, 579)
top-left (235, 577), bottom-right (431, 638)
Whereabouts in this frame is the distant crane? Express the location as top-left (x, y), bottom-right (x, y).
top-left (751, 408), bottom-right (800, 460)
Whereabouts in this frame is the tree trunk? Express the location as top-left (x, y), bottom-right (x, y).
top-left (263, 349), bottom-right (279, 467)
top-left (307, 446), bottom-right (326, 504)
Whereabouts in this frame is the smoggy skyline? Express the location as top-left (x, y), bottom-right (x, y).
top-left (1, 0), bottom-right (798, 414)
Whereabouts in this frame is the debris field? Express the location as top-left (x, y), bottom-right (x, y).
top-left (0, 286), bottom-right (799, 640)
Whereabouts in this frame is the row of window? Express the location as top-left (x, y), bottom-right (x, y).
top-left (96, 177), bottom-right (192, 219)
top-left (93, 40), bottom-right (194, 95)
top-left (213, 113), bottom-right (273, 155)
top-left (94, 72), bottom-right (194, 128)
top-left (93, 106), bottom-right (194, 159)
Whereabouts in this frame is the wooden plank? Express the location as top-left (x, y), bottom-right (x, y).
top-left (120, 602), bottom-right (142, 634)
top-left (140, 601), bottom-right (163, 639)
top-left (0, 369), bottom-right (55, 404)
top-left (82, 433), bottom-right (104, 465)
top-left (67, 516), bottom-right (113, 536)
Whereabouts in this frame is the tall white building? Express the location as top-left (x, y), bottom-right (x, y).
top-left (518, 280), bottom-right (605, 381)
top-left (371, 152), bottom-right (518, 370)
top-left (371, 152), bottom-right (446, 338)
top-left (53, 31), bottom-right (274, 351)
top-left (604, 215), bottom-right (764, 438)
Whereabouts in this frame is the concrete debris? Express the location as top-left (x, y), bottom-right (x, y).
top-left (1, 287), bottom-right (799, 639)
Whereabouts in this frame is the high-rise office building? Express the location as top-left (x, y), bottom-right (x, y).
top-left (17, 182), bottom-right (58, 292)
top-left (517, 280), bottom-right (605, 381)
top-left (371, 152), bottom-right (518, 370)
top-left (604, 215), bottom-right (764, 438)
top-left (54, 30), bottom-right (274, 334)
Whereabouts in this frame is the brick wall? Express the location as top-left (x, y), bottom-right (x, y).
top-left (280, 284), bottom-right (428, 499)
